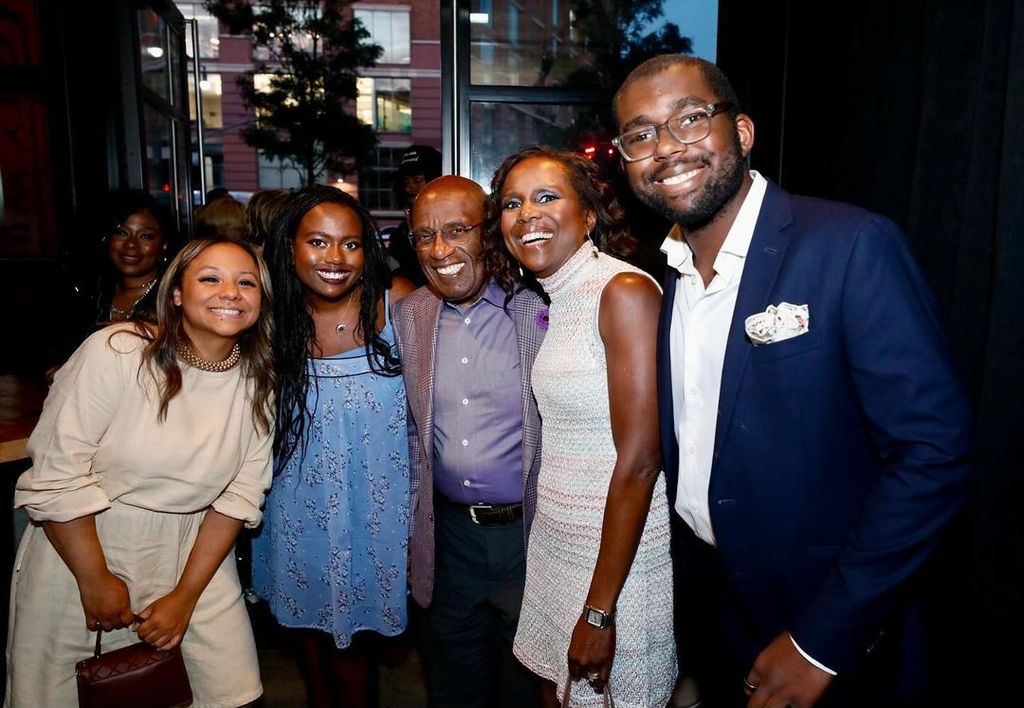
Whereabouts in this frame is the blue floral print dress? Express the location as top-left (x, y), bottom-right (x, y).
top-left (252, 303), bottom-right (409, 648)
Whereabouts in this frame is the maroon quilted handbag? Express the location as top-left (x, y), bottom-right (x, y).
top-left (75, 630), bottom-right (193, 708)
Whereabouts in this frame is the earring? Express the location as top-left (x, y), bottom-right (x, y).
top-left (518, 265), bottom-right (524, 278)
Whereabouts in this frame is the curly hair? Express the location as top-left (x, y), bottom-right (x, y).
top-left (264, 185), bottom-right (400, 470)
top-left (485, 146), bottom-right (636, 262)
top-left (133, 237), bottom-right (276, 435)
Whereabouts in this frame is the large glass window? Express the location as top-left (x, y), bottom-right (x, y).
top-left (177, 2), bottom-right (220, 59)
top-left (457, 0), bottom-right (719, 183)
top-left (138, 9), bottom-right (170, 101)
top-left (136, 5), bottom-right (192, 228)
top-left (354, 8), bottom-right (411, 64)
top-left (469, 101), bottom-right (577, 187)
top-left (468, 0), bottom-right (716, 88)
top-left (357, 77), bottom-right (412, 133)
top-left (143, 103), bottom-right (173, 198)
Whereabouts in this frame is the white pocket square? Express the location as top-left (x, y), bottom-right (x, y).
top-left (745, 302), bottom-right (810, 345)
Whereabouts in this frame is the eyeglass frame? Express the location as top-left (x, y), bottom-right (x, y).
top-left (408, 221), bottom-right (484, 251)
top-left (612, 101), bottom-right (735, 163)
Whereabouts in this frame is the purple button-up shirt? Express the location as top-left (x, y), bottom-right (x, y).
top-left (433, 280), bottom-right (524, 504)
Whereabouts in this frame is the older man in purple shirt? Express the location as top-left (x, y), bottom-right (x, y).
top-left (393, 176), bottom-right (546, 708)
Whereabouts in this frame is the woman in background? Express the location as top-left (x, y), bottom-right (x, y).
top-left (8, 237), bottom-right (275, 706)
top-left (47, 190), bottom-right (178, 382)
top-left (491, 146), bottom-right (675, 707)
top-left (252, 186), bottom-right (414, 707)
top-left (95, 188), bottom-right (178, 324)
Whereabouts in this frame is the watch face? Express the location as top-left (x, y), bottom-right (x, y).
top-left (585, 608), bottom-right (608, 627)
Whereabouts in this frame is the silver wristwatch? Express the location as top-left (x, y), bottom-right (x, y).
top-left (583, 604), bottom-right (616, 629)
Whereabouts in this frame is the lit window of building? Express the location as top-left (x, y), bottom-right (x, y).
top-left (354, 7), bottom-right (411, 64)
top-left (357, 77), bottom-right (412, 133)
top-left (188, 72), bottom-right (223, 129)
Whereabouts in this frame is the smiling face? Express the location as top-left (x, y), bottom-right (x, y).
top-left (411, 177), bottom-right (489, 305)
top-left (292, 202), bottom-right (365, 304)
top-left (616, 64), bottom-right (753, 229)
top-left (499, 156), bottom-right (596, 279)
top-left (107, 208), bottom-right (165, 281)
top-left (172, 242), bottom-right (262, 355)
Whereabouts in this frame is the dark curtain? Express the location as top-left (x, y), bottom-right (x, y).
top-left (719, 0), bottom-right (1023, 700)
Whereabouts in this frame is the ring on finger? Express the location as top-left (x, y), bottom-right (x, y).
top-left (587, 670), bottom-right (600, 682)
top-left (742, 678), bottom-right (758, 694)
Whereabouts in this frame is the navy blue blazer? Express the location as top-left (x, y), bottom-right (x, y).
top-left (657, 181), bottom-right (973, 678)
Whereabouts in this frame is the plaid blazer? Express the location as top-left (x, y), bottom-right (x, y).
top-left (393, 284), bottom-right (545, 608)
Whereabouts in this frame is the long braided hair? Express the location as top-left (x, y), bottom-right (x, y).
top-left (265, 186), bottom-right (400, 470)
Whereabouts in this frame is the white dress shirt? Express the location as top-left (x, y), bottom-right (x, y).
top-left (663, 170), bottom-right (767, 545)
top-left (662, 171), bottom-right (837, 676)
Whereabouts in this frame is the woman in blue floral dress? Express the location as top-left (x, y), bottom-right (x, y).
top-left (252, 186), bottom-right (415, 706)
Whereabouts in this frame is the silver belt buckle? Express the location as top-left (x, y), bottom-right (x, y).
top-left (469, 504), bottom-right (491, 524)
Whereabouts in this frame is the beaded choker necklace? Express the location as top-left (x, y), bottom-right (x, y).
top-left (176, 342), bottom-right (241, 372)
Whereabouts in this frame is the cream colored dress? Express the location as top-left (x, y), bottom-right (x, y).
top-left (5, 324), bottom-right (272, 708)
top-left (513, 244), bottom-right (676, 707)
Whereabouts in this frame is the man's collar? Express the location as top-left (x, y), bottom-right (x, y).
top-left (660, 170), bottom-right (768, 275)
top-left (442, 279), bottom-right (507, 312)
top-left (662, 224), bottom-right (694, 273)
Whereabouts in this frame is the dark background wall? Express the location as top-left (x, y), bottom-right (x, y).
top-left (718, 0), bottom-right (1023, 700)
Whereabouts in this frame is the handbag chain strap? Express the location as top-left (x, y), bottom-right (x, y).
top-left (560, 676), bottom-right (615, 708)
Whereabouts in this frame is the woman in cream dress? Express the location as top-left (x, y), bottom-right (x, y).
top-left (492, 147), bottom-right (675, 707)
top-left (6, 237), bottom-right (276, 707)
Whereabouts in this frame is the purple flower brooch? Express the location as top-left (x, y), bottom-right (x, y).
top-left (535, 308), bottom-right (549, 331)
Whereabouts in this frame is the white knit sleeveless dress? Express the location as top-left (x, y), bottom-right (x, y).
top-left (512, 243), bottom-right (677, 707)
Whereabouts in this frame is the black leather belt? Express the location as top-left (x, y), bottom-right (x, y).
top-left (446, 499), bottom-right (523, 526)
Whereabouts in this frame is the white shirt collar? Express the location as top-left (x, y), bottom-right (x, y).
top-left (660, 170), bottom-right (768, 281)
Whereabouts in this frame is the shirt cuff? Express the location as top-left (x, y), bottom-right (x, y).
top-left (211, 494), bottom-right (262, 529)
top-left (16, 485), bottom-right (111, 524)
top-left (789, 634), bottom-right (838, 676)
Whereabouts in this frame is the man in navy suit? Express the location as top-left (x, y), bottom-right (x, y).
top-left (613, 55), bottom-right (973, 707)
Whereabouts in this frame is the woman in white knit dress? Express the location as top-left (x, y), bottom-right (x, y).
top-left (7, 238), bottom-right (276, 707)
top-left (490, 146), bottom-right (676, 707)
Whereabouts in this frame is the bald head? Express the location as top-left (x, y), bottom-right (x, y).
top-left (410, 176), bottom-right (486, 225)
top-left (409, 176), bottom-right (490, 304)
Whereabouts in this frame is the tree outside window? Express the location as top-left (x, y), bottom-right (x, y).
top-left (207, 0), bottom-right (382, 186)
